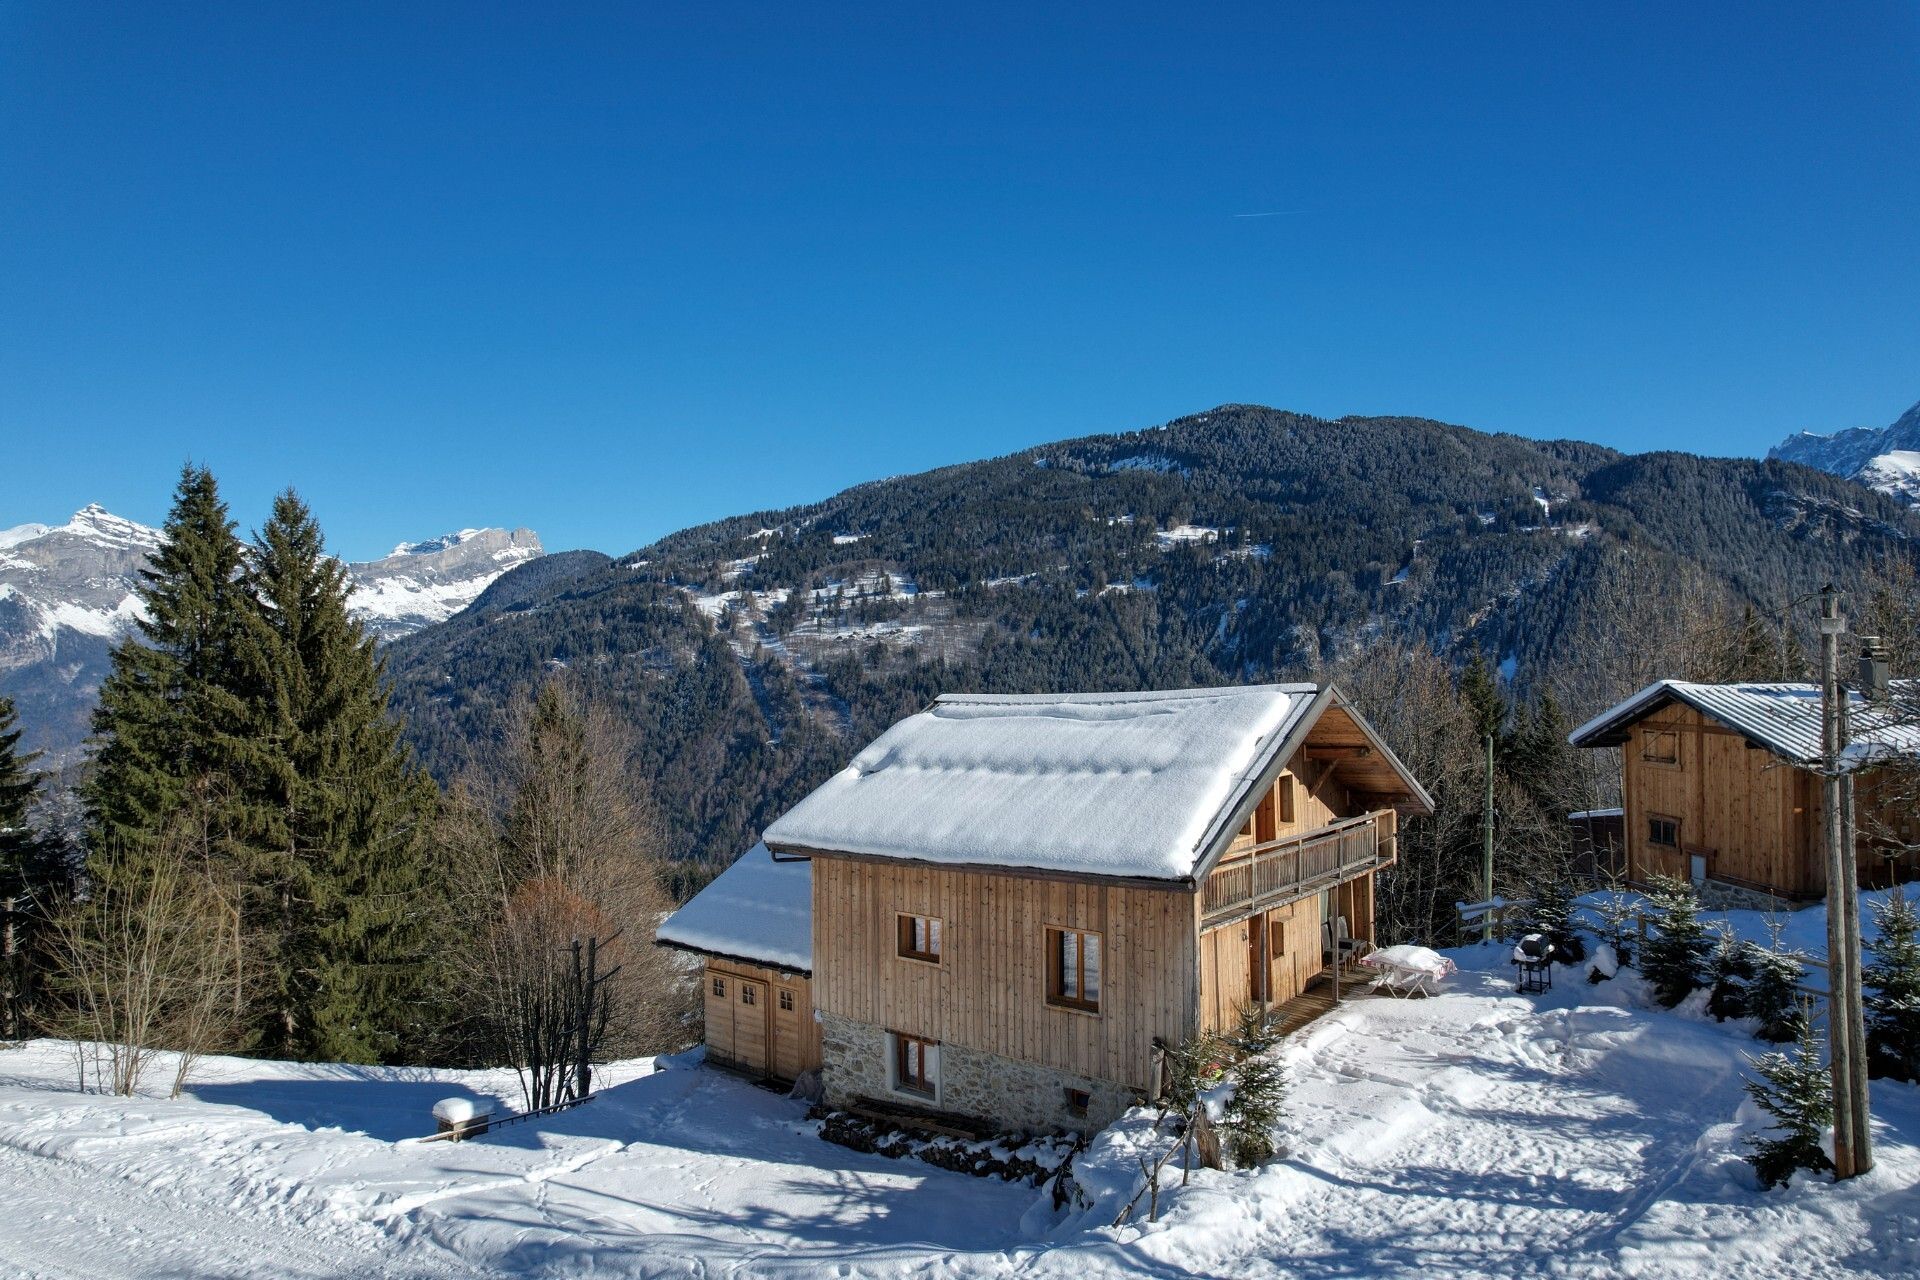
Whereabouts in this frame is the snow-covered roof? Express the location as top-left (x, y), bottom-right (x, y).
top-left (1568, 679), bottom-right (1920, 769)
top-left (762, 685), bottom-right (1332, 882)
top-left (655, 844), bottom-right (812, 974)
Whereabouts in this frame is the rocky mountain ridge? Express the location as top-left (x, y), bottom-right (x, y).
top-left (0, 506), bottom-right (541, 761)
top-left (384, 404), bottom-right (1919, 873)
top-left (1770, 399), bottom-right (1920, 505)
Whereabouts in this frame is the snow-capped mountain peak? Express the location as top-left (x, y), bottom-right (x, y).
top-left (349, 527), bottom-right (544, 639)
top-left (388, 528), bottom-right (487, 558)
top-left (1769, 398), bottom-right (1920, 506)
top-left (0, 507), bottom-right (542, 761)
top-left (0, 504), bottom-right (164, 556)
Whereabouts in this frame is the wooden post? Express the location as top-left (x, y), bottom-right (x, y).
top-left (1331, 912), bottom-right (1343, 1004)
top-left (1820, 586), bottom-right (1872, 1178)
top-left (579, 936), bottom-right (599, 1101)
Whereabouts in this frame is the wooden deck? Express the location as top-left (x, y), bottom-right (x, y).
top-left (1265, 962), bottom-right (1384, 1039)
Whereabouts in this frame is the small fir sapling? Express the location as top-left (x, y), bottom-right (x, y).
top-left (1525, 874), bottom-right (1587, 964)
top-left (1590, 885), bottom-right (1638, 971)
top-left (1746, 926), bottom-right (1810, 1044)
top-left (1219, 1004), bottom-right (1287, 1169)
top-left (1864, 887), bottom-right (1920, 1082)
top-left (1705, 926), bottom-right (1755, 1022)
top-left (1743, 1013), bottom-right (1834, 1190)
top-left (1640, 875), bottom-right (1711, 1008)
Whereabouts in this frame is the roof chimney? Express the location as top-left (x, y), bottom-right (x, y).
top-left (1856, 636), bottom-right (1892, 701)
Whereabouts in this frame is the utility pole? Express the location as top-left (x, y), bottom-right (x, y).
top-left (1482, 732), bottom-right (1496, 906)
top-left (1819, 585), bottom-right (1872, 1179)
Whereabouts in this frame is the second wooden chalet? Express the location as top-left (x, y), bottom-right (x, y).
top-left (1570, 677), bottom-right (1920, 909)
top-left (671, 684), bottom-right (1432, 1134)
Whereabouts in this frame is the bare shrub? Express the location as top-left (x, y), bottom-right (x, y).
top-left (443, 678), bottom-right (690, 1109)
top-left (45, 841), bottom-right (243, 1097)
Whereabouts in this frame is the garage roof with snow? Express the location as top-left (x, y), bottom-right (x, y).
top-left (655, 843), bottom-right (812, 975)
top-left (761, 685), bottom-right (1429, 883)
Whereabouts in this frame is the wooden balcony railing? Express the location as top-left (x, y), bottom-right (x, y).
top-left (1200, 810), bottom-right (1396, 928)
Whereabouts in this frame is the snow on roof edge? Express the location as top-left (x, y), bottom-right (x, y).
top-left (655, 844), bottom-right (812, 974)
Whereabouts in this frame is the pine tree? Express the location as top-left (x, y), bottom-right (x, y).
top-left (230, 491), bottom-right (441, 1062)
top-left (1715, 605), bottom-right (1787, 682)
top-left (1526, 873), bottom-right (1586, 964)
top-left (1640, 875), bottom-right (1710, 1007)
top-left (1743, 1016), bottom-right (1833, 1189)
top-left (0, 696), bottom-right (64, 905)
top-left (1864, 888), bottom-right (1920, 1082)
top-left (0, 695), bottom-right (71, 1039)
top-left (1704, 927), bottom-right (1754, 1022)
top-left (1220, 1004), bottom-right (1286, 1168)
top-left (1747, 940), bottom-right (1809, 1044)
top-left (1590, 887), bottom-right (1637, 970)
top-left (84, 465), bottom-right (250, 877)
top-left (1504, 693), bottom-right (1576, 814)
top-left (1457, 652), bottom-right (1504, 742)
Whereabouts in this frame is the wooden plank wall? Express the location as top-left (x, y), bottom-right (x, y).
top-left (811, 857), bottom-right (1197, 1092)
top-left (1623, 705), bottom-right (1812, 896)
top-left (1809, 767), bottom-right (1920, 891)
top-left (1218, 751), bottom-right (1352, 863)
top-left (1197, 917), bottom-right (1252, 1033)
top-left (1199, 747), bottom-right (1381, 1034)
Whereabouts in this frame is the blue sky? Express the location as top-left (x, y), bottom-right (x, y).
top-left (3, 4), bottom-right (1916, 560)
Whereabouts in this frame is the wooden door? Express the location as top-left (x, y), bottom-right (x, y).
top-left (705, 971), bottom-right (737, 1066)
top-left (772, 983), bottom-right (805, 1080)
top-left (1290, 903), bottom-right (1318, 997)
top-left (735, 978), bottom-right (770, 1075)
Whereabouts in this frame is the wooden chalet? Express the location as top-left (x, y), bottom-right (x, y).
top-left (659, 685), bottom-right (1432, 1135)
top-left (1569, 678), bottom-right (1920, 907)
top-left (655, 844), bottom-right (822, 1084)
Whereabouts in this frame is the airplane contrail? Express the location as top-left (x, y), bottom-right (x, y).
top-left (1233, 209), bottom-right (1304, 218)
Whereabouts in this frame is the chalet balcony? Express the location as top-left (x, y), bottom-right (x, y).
top-left (1200, 810), bottom-right (1397, 929)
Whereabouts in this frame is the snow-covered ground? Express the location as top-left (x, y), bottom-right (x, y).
top-left (1, 931), bottom-right (1915, 1279)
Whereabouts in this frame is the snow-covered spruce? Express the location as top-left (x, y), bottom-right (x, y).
top-left (1524, 874), bottom-right (1586, 964)
top-left (1641, 874), bottom-right (1712, 1008)
top-left (1706, 926), bottom-right (1757, 1022)
top-left (1865, 887), bottom-right (1920, 1081)
top-left (1742, 1017), bottom-right (1835, 1189)
top-left (1747, 939), bottom-right (1812, 1044)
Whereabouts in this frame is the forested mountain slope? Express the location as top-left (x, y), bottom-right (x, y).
top-left (386, 405), bottom-right (1919, 877)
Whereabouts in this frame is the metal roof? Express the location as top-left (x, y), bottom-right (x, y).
top-left (1568, 679), bottom-right (1920, 769)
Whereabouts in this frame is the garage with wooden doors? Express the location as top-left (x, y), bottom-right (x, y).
top-left (657, 843), bottom-right (823, 1084)
top-left (702, 960), bottom-right (819, 1080)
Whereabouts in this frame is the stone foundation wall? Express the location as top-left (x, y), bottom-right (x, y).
top-left (819, 1011), bottom-right (1140, 1134)
top-left (1697, 878), bottom-right (1801, 913)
